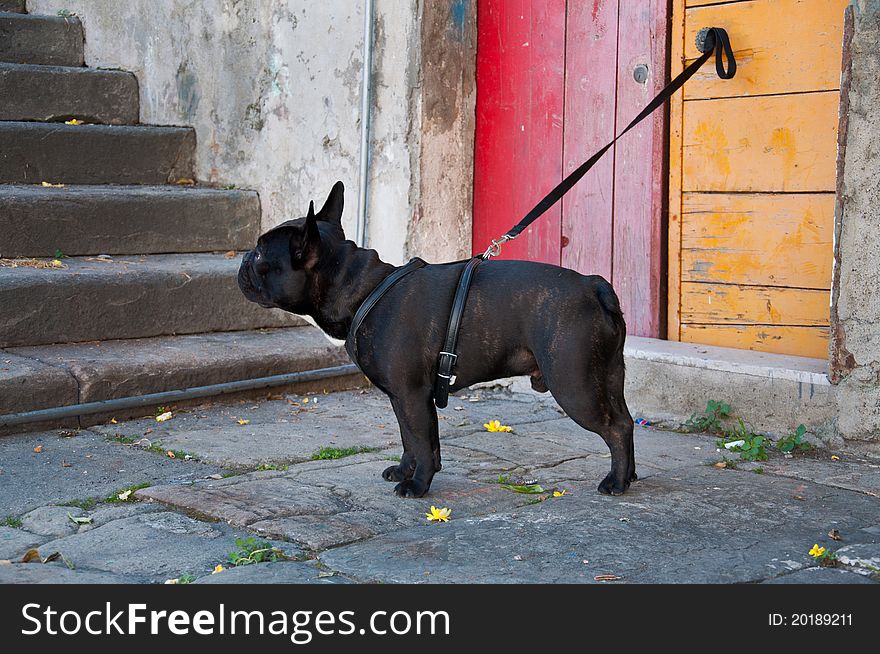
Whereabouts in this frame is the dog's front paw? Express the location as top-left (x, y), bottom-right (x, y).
top-left (393, 479), bottom-right (429, 498)
top-left (382, 464), bottom-right (413, 482)
top-left (597, 472), bottom-right (630, 496)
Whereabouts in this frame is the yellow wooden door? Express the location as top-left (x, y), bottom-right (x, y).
top-left (667, 0), bottom-right (847, 358)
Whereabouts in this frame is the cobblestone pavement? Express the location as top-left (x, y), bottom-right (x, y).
top-left (1, 385), bottom-right (878, 584)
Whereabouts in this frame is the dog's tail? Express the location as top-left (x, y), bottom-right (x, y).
top-left (597, 280), bottom-right (626, 350)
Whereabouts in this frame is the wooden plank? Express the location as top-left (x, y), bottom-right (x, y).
top-left (472, 0), bottom-right (565, 264)
top-left (681, 193), bottom-right (834, 288)
top-left (611, 0), bottom-right (669, 337)
top-left (680, 323), bottom-right (829, 358)
top-left (667, 0), bottom-right (687, 341)
top-left (560, 0), bottom-right (618, 281)
top-left (682, 91), bottom-right (839, 192)
top-left (686, 0), bottom-right (749, 7)
top-left (681, 282), bottom-right (830, 325)
top-left (683, 0), bottom-right (849, 100)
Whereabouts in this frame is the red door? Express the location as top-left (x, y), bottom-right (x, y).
top-left (473, 0), bottom-right (669, 337)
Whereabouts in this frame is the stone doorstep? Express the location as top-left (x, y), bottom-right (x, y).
top-left (0, 121), bottom-right (195, 185)
top-left (0, 2), bottom-right (26, 14)
top-left (0, 253), bottom-right (301, 346)
top-left (0, 12), bottom-right (84, 67)
top-left (0, 325), bottom-right (365, 434)
top-left (0, 62), bottom-right (139, 125)
top-left (0, 185), bottom-right (260, 257)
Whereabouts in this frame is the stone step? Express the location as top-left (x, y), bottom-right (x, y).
top-left (0, 253), bottom-right (302, 347)
top-left (0, 185), bottom-right (260, 257)
top-left (0, 121), bottom-right (195, 185)
top-left (1, 326), bottom-right (364, 433)
top-left (0, 1), bottom-right (25, 13)
top-left (0, 63), bottom-right (139, 124)
top-left (0, 11), bottom-right (84, 66)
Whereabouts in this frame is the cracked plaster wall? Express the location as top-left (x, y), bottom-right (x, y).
top-left (831, 1), bottom-right (880, 449)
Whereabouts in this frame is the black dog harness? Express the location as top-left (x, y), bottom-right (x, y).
top-left (345, 258), bottom-right (427, 369)
top-left (347, 27), bottom-right (735, 409)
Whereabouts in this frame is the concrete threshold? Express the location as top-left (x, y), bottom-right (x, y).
top-left (624, 337), bottom-right (837, 442)
top-left (478, 336), bottom-right (839, 444)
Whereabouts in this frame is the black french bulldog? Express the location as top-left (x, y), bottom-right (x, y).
top-left (238, 182), bottom-right (636, 498)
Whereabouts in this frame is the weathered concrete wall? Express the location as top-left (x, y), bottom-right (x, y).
top-left (28, 0), bottom-right (421, 264)
top-left (831, 1), bottom-right (880, 451)
top-left (407, 0), bottom-right (476, 262)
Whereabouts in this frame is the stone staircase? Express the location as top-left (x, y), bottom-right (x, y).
top-left (0, 4), bottom-right (361, 431)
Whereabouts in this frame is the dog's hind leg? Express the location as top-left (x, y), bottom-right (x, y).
top-left (538, 349), bottom-right (635, 495)
top-left (382, 392), bottom-right (441, 498)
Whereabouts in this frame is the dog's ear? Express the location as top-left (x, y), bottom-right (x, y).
top-left (290, 201), bottom-right (321, 268)
top-left (315, 181), bottom-right (344, 226)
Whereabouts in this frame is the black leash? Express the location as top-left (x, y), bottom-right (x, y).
top-left (346, 28), bottom-right (735, 408)
top-left (482, 26), bottom-right (736, 257)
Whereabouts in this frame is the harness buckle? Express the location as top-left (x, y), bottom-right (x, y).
top-left (482, 234), bottom-right (515, 259)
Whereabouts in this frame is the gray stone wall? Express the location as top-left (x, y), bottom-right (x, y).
top-left (831, 0), bottom-right (880, 449)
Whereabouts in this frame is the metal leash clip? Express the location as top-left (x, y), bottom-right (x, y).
top-left (482, 234), bottom-right (515, 259)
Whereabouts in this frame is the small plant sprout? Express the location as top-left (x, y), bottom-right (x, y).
top-left (686, 400), bottom-right (731, 433)
top-left (227, 537), bottom-right (288, 566)
top-left (809, 544), bottom-right (839, 566)
top-left (777, 424), bottom-right (813, 453)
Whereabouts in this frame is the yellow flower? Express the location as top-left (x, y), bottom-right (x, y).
top-left (302, 398), bottom-right (310, 404)
top-left (156, 411), bottom-right (172, 422)
top-left (110, 418), bottom-right (118, 424)
top-left (553, 490), bottom-right (568, 497)
top-left (65, 118), bottom-right (84, 125)
top-left (50, 259), bottom-right (64, 267)
top-left (831, 455), bottom-right (840, 461)
top-left (237, 418), bottom-right (250, 425)
top-left (483, 419), bottom-right (512, 433)
top-left (809, 544), bottom-right (826, 558)
top-left (425, 506), bottom-right (451, 523)
top-left (212, 564), bottom-right (225, 574)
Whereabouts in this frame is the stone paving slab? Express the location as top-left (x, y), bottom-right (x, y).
top-left (0, 526), bottom-right (43, 559)
top-left (36, 510), bottom-right (302, 583)
top-left (89, 388), bottom-right (398, 468)
top-left (194, 560), bottom-right (353, 584)
top-left (761, 566), bottom-right (876, 584)
top-left (140, 455), bottom-right (533, 551)
top-left (0, 427), bottom-right (227, 515)
top-left (0, 562), bottom-right (133, 584)
top-left (319, 466), bottom-right (880, 584)
top-left (754, 455), bottom-right (880, 497)
top-left (86, 387), bottom-right (565, 469)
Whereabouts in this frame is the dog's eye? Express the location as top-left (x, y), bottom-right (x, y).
top-left (293, 249), bottom-right (304, 260)
top-left (255, 260), bottom-right (270, 276)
